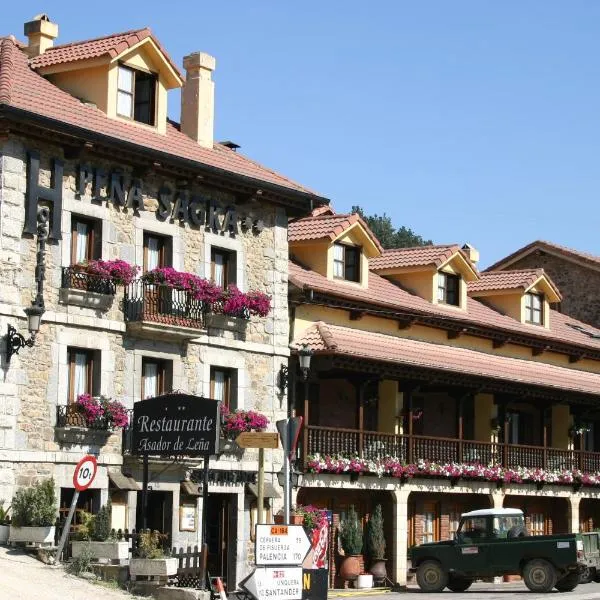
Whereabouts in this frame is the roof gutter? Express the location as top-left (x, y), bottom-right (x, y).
top-left (0, 105), bottom-right (330, 208)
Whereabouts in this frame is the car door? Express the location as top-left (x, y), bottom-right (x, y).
top-left (453, 516), bottom-right (490, 575)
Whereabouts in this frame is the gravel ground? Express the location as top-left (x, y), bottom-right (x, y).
top-left (0, 545), bottom-right (141, 600)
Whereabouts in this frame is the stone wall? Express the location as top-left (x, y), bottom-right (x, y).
top-left (501, 252), bottom-right (600, 329)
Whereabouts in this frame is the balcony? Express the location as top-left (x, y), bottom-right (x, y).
top-left (123, 281), bottom-right (206, 340)
top-left (59, 266), bottom-right (116, 310)
top-left (55, 404), bottom-right (112, 445)
top-left (304, 425), bottom-right (600, 476)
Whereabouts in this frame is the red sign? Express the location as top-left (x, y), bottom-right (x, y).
top-left (73, 455), bottom-right (97, 491)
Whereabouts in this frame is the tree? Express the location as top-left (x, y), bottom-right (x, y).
top-left (352, 205), bottom-right (432, 249)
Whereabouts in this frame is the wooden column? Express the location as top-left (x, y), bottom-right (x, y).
top-left (457, 395), bottom-right (464, 464)
top-left (406, 386), bottom-right (414, 464)
top-left (357, 381), bottom-right (365, 458)
top-left (302, 380), bottom-right (310, 467)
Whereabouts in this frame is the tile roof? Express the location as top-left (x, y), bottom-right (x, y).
top-left (488, 240), bottom-right (600, 272)
top-left (0, 36), bottom-right (323, 198)
top-left (288, 259), bottom-right (600, 353)
top-left (294, 322), bottom-right (600, 397)
top-left (468, 268), bottom-right (561, 299)
top-left (288, 213), bottom-right (384, 253)
top-left (29, 28), bottom-right (184, 80)
top-left (369, 244), bottom-right (461, 271)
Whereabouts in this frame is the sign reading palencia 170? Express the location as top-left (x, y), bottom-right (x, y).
top-left (131, 393), bottom-right (220, 456)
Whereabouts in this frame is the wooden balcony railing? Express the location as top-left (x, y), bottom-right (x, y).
top-left (304, 425), bottom-right (600, 472)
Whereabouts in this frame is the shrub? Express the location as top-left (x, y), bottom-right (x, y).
top-left (68, 543), bottom-right (93, 576)
top-left (72, 510), bottom-right (94, 541)
top-left (86, 259), bottom-right (139, 285)
top-left (11, 478), bottom-right (56, 527)
top-left (92, 499), bottom-right (112, 542)
top-left (366, 504), bottom-right (386, 559)
top-left (0, 500), bottom-right (10, 525)
top-left (137, 530), bottom-right (166, 559)
top-left (340, 505), bottom-right (363, 556)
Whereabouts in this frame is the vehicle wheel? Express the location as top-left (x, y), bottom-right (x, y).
top-left (416, 560), bottom-right (448, 593)
top-left (555, 572), bottom-right (579, 592)
top-left (580, 566), bottom-right (595, 584)
top-left (446, 575), bottom-right (473, 592)
top-left (594, 569), bottom-right (600, 584)
top-left (523, 559), bottom-right (557, 593)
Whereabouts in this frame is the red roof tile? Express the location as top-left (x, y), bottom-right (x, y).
top-left (468, 269), bottom-right (561, 299)
top-left (294, 322), bottom-right (600, 396)
top-left (0, 37), bottom-right (322, 198)
top-left (369, 245), bottom-right (461, 271)
top-left (288, 213), bottom-right (383, 253)
top-left (488, 240), bottom-right (600, 272)
top-left (29, 28), bottom-right (184, 81)
top-left (288, 260), bottom-right (600, 353)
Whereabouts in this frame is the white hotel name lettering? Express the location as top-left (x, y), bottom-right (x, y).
top-left (25, 151), bottom-right (264, 240)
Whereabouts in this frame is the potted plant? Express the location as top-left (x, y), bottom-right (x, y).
top-left (0, 501), bottom-right (10, 544)
top-left (9, 479), bottom-right (56, 544)
top-left (221, 408), bottom-right (269, 441)
top-left (339, 505), bottom-right (363, 583)
top-left (129, 530), bottom-right (177, 580)
top-left (366, 504), bottom-right (387, 584)
top-left (71, 500), bottom-right (129, 562)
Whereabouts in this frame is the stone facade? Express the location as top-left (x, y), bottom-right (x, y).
top-left (0, 135), bottom-right (291, 585)
top-left (497, 251), bottom-right (600, 329)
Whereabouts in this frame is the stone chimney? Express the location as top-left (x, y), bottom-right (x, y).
top-left (180, 52), bottom-right (216, 149)
top-left (24, 14), bottom-right (58, 57)
top-left (462, 243), bottom-right (480, 265)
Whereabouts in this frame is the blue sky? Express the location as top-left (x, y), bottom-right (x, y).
top-left (4, 2), bottom-right (600, 266)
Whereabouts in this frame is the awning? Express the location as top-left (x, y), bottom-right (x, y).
top-left (181, 481), bottom-right (201, 497)
top-left (247, 482), bottom-right (281, 499)
top-left (108, 470), bottom-right (141, 491)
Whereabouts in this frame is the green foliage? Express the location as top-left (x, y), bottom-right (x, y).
top-left (11, 478), bottom-right (56, 527)
top-left (92, 499), bottom-right (112, 542)
top-left (72, 510), bottom-right (94, 541)
top-left (0, 500), bottom-right (10, 525)
top-left (352, 205), bottom-right (433, 249)
top-left (67, 543), bottom-right (93, 576)
top-left (366, 504), bottom-right (386, 559)
top-left (340, 505), bottom-right (363, 556)
top-left (137, 530), bottom-right (166, 559)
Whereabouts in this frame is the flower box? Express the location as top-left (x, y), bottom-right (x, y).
top-left (205, 313), bottom-right (249, 334)
top-left (8, 525), bottom-right (55, 545)
top-left (0, 524), bottom-right (9, 544)
top-left (71, 540), bottom-right (129, 562)
top-left (129, 557), bottom-right (178, 578)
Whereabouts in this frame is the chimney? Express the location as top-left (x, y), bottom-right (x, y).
top-left (24, 14), bottom-right (58, 57)
top-left (461, 243), bottom-right (479, 265)
top-left (181, 52), bottom-right (216, 149)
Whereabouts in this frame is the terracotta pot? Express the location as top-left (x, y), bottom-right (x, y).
top-left (369, 558), bottom-right (387, 583)
top-left (339, 555), bottom-right (361, 581)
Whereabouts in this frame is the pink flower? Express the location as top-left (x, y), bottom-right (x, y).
top-left (86, 259), bottom-right (139, 285)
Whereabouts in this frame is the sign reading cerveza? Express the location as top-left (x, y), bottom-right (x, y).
top-left (132, 393), bottom-right (219, 456)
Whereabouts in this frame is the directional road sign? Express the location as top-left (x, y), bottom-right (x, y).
top-left (240, 566), bottom-right (303, 600)
top-left (236, 431), bottom-right (279, 449)
top-left (255, 524), bottom-right (311, 566)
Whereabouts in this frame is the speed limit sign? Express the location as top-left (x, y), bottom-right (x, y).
top-left (73, 455), bottom-right (97, 491)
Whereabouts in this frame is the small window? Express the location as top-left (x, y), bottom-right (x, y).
top-left (437, 272), bottom-right (460, 306)
top-left (422, 511), bottom-right (435, 544)
top-left (68, 347), bottom-right (99, 403)
top-left (529, 513), bottom-right (545, 536)
top-left (71, 216), bottom-right (101, 264)
top-left (211, 247), bottom-right (236, 289)
top-left (525, 292), bottom-right (544, 325)
top-left (143, 232), bottom-right (171, 271)
top-left (142, 358), bottom-right (172, 399)
top-left (333, 243), bottom-right (361, 282)
top-left (117, 65), bottom-right (157, 126)
top-left (210, 367), bottom-right (237, 411)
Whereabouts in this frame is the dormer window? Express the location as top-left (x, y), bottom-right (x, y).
top-left (525, 292), bottom-right (544, 325)
top-left (333, 243), bottom-right (360, 282)
top-left (117, 65), bottom-right (157, 126)
top-left (437, 272), bottom-right (460, 306)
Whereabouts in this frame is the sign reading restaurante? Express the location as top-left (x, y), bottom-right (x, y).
top-left (25, 151), bottom-right (265, 240)
top-left (131, 393), bottom-right (220, 456)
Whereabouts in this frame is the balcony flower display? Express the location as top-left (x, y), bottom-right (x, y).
top-left (75, 394), bottom-right (129, 429)
top-left (85, 259), bottom-right (139, 285)
top-left (221, 407), bottom-right (269, 440)
top-left (305, 453), bottom-right (600, 488)
top-left (221, 286), bottom-right (271, 318)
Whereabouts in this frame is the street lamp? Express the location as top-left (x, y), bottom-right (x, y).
top-left (298, 344), bottom-right (313, 380)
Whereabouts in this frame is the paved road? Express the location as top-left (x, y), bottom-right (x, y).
top-left (336, 581), bottom-right (600, 599)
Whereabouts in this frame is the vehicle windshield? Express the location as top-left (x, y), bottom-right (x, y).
top-left (461, 517), bottom-right (487, 540)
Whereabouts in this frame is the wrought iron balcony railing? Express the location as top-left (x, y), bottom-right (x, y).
top-left (56, 404), bottom-right (112, 430)
top-left (123, 281), bottom-right (205, 329)
top-left (61, 266), bottom-right (116, 295)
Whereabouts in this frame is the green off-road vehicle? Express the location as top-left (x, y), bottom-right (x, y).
top-left (410, 508), bottom-right (585, 593)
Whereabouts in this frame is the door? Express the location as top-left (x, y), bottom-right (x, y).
top-left (136, 491), bottom-right (173, 544)
top-left (205, 494), bottom-right (235, 589)
top-left (453, 515), bottom-right (490, 575)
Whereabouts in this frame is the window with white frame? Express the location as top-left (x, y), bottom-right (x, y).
top-left (117, 65), bottom-right (157, 126)
top-left (525, 292), bottom-right (544, 325)
top-left (422, 511), bottom-right (435, 544)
